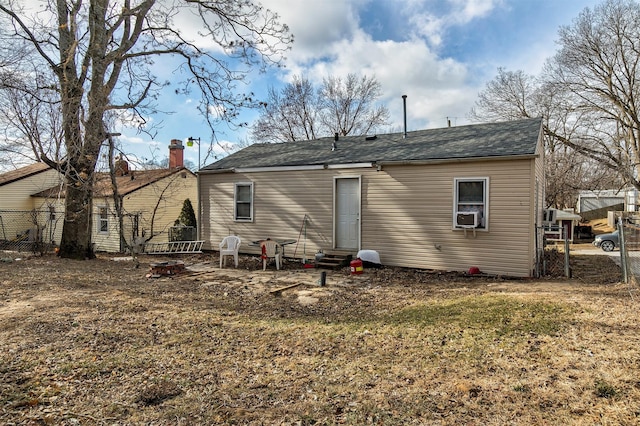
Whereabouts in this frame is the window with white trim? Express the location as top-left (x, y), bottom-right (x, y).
top-left (98, 206), bottom-right (109, 233)
top-left (234, 182), bottom-right (253, 221)
top-left (454, 177), bottom-right (488, 229)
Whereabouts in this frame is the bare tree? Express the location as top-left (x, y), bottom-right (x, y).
top-left (252, 75), bottom-right (320, 143)
top-left (543, 0), bottom-right (640, 193)
top-left (251, 73), bottom-right (389, 143)
top-left (319, 74), bottom-right (390, 137)
top-left (0, 73), bottom-right (64, 168)
top-left (470, 67), bottom-right (623, 209)
top-left (0, 0), bottom-right (292, 259)
top-left (469, 68), bottom-right (541, 122)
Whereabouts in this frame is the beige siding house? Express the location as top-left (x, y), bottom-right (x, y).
top-left (0, 163), bottom-right (63, 210)
top-left (89, 163), bottom-right (198, 252)
top-left (200, 118), bottom-right (545, 277)
top-left (2, 139), bottom-right (197, 253)
top-left (0, 163), bottom-right (65, 246)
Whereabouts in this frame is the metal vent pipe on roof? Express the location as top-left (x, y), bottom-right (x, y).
top-left (402, 95), bottom-right (407, 139)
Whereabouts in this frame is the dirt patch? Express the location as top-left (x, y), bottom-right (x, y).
top-left (0, 251), bottom-right (636, 425)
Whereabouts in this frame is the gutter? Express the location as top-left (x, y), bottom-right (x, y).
top-left (199, 163), bottom-right (374, 174)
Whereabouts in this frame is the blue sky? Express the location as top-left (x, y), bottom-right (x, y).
top-left (117, 0), bottom-right (602, 169)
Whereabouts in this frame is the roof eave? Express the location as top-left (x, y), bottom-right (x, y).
top-left (375, 153), bottom-right (539, 168)
top-left (201, 162), bottom-right (374, 174)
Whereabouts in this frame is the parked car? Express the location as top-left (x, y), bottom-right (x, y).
top-left (593, 230), bottom-right (619, 252)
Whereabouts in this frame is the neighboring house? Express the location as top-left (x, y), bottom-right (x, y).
top-left (577, 189), bottom-right (638, 219)
top-left (0, 163), bottom-right (65, 245)
top-left (199, 117), bottom-right (545, 277)
top-left (0, 162), bottom-right (63, 210)
top-left (543, 208), bottom-right (582, 242)
top-left (1, 139), bottom-right (197, 252)
top-left (93, 163), bottom-right (197, 252)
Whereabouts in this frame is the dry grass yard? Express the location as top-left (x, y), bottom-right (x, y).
top-left (0, 250), bottom-right (638, 425)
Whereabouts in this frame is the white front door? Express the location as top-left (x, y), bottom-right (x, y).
top-left (335, 177), bottom-right (360, 250)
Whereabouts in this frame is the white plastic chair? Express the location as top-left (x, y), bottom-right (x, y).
top-left (261, 240), bottom-right (281, 270)
top-left (219, 235), bottom-right (241, 268)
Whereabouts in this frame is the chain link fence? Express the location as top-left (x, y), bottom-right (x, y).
top-left (537, 226), bottom-right (571, 278)
top-left (169, 226), bottom-right (197, 242)
top-left (0, 209), bottom-right (179, 255)
top-left (617, 216), bottom-right (640, 298)
top-left (0, 209), bottom-right (62, 254)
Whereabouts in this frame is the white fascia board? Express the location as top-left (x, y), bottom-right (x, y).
top-left (326, 163), bottom-right (373, 169)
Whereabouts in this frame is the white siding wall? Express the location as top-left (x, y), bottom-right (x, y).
top-left (201, 157), bottom-right (539, 277)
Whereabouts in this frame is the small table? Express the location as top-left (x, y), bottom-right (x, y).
top-left (276, 239), bottom-right (297, 258)
top-left (250, 239), bottom-right (297, 257)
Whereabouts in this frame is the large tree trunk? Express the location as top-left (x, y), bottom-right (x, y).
top-left (60, 179), bottom-right (96, 259)
top-left (57, 126), bottom-right (104, 259)
top-left (0, 0), bottom-right (292, 261)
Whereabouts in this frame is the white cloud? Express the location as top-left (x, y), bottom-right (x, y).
top-left (120, 135), bottom-right (149, 146)
top-left (261, 0), bottom-right (482, 130)
top-left (398, 0), bottom-right (503, 47)
top-left (116, 110), bottom-right (154, 133)
top-left (207, 104), bottom-right (226, 119)
top-left (261, 0), bottom-right (364, 63)
top-left (451, 0), bottom-right (502, 22)
top-left (306, 30), bottom-right (476, 129)
top-left (213, 139), bottom-right (236, 155)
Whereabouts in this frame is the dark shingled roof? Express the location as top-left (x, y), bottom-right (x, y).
top-left (204, 118), bottom-right (543, 171)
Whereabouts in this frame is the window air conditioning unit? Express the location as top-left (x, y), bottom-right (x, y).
top-left (456, 211), bottom-right (480, 228)
top-left (543, 209), bottom-right (557, 224)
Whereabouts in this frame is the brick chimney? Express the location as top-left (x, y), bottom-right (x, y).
top-left (115, 157), bottom-right (129, 176)
top-left (169, 139), bottom-right (184, 168)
